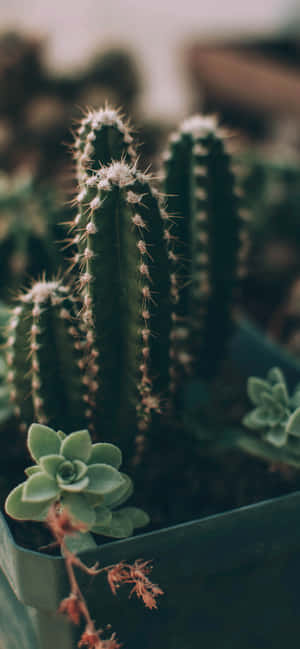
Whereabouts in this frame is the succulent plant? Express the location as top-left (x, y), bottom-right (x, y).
top-left (243, 367), bottom-right (300, 447)
top-left (5, 424), bottom-right (149, 543)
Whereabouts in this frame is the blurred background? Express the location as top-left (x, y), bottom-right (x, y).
top-left (2, 0), bottom-right (300, 353)
top-left (0, 0), bottom-right (300, 177)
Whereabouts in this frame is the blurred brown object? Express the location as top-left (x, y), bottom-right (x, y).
top-left (0, 32), bottom-right (142, 182)
top-left (0, 32), bottom-right (44, 118)
top-left (187, 39), bottom-right (300, 139)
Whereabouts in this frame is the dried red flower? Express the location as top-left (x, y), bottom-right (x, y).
top-left (105, 559), bottom-right (163, 610)
top-left (58, 594), bottom-right (82, 625)
top-left (106, 562), bottom-right (128, 595)
top-left (79, 629), bottom-right (121, 649)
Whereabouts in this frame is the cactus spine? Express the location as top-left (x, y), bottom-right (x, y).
top-left (163, 115), bottom-right (250, 380)
top-left (72, 160), bottom-right (172, 451)
top-left (6, 280), bottom-right (90, 433)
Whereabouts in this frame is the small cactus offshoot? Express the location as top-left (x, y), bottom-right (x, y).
top-left (6, 279), bottom-right (90, 433)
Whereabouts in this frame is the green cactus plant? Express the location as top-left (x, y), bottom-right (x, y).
top-left (72, 160), bottom-right (172, 449)
top-left (6, 108), bottom-right (256, 462)
top-left (6, 279), bottom-right (91, 433)
top-left (5, 423), bottom-right (149, 547)
top-left (7, 108), bottom-right (175, 462)
top-left (163, 115), bottom-right (250, 381)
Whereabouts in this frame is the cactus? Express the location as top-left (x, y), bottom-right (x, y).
top-left (6, 108), bottom-right (255, 463)
top-left (7, 109), bottom-right (173, 460)
top-left (72, 160), bottom-right (172, 450)
top-left (163, 115), bottom-right (250, 380)
top-left (6, 279), bottom-right (91, 433)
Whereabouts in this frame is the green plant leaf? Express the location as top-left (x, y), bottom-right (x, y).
top-left (85, 493), bottom-right (104, 507)
top-left (24, 466), bottom-right (43, 477)
top-left (291, 389), bottom-right (300, 408)
top-left (58, 476), bottom-right (89, 493)
top-left (286, 407), bottom-right (300, 438)
top-left (85, 464), bottom-right (124, 495)
top-left (22, 473), bottom-right (59, 503)
top-left (93, 505), bottom-right (112, 529)
top-left (92, 509), bottom-right (134, 538)
top-left (120, 507), bottom-right (150, 529)
top-left (73, 460), bottom-right (88, 480)
top-left (88, 442), bottom-right (122, 468)
top-left (103, 473), bottom-right (133, 508)
top-left (267, 367), bottom-right (285, 385)
top-left (61, 493), bottom-right (96, 529)
top-left (61, 430), bottom-right (92, 463)
top-left (243, 409), bottom-right (267, 430)
top-left (39, 454), bottom-right (63, 477)
top-left (28, 424), bottom-right (61, 462)
top-left (5, 483), bottom-right (52, 521)
top-left (247, 378), bottom-right (270, 405)
top-left (265, 426), bottom-right (287, 447)
top-left (272, 382), bottom-right (289, 407)
top-left (259, 391), bottom-right (277, 409)
top-left (64, 531), bottom-right (97, 554)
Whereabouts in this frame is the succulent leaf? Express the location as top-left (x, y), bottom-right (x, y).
top-left (22, 473), bottom-right (59, 503)
top-left (28, 424), bottom-right (61, 462)
top-left (85, 464), bottom-right (124, 495)
top-left (64, 531), bottom-right (97, 554)
top-left (62, 493), bottom-right (96, 529)
top-left (39, 455), bottom-right (64, 477)
top-left (60, 430), bottom-right (92, 463)
top-left (247, 377), bottom-right (270, 405)
top-left (5, 483), bottom-right (52, 521)
top-left (286, 407), bottom-right (300, 438)
top-left (265, 426), bottom-right (287, 448)
top-left (88, 442), bottom-right (122, 469)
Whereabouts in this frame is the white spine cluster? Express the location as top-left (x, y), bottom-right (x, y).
top-left (75, 107), bottom-right (136, 180)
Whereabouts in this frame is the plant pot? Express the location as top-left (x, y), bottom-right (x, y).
top-left (229, 318), bottom-right (300, 388)
top-left (1, 488), bottom-right (300, 649)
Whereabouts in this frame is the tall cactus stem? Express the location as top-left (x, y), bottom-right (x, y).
top-left (163, 115), bottom-right (250, 381)
top-left (70, 160), bottom-right (172, 449)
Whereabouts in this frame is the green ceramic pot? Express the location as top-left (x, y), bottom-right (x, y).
top-left (1, 488), bottom-right (300, 649)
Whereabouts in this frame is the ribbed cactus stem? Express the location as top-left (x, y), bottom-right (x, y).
top-left (6, 280), bottom-right (91, 432)
top-left (163, 115), bottom-right (250, 380)
top-left (71, 161), bottom-right (172, 451)
top-left (74, 107), bottom-right (136, 185)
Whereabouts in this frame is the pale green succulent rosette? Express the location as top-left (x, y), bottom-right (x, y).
top-left (5, 424), bottom-right (149, 548)
top-left (243, 368), bottom-right (300, 448)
